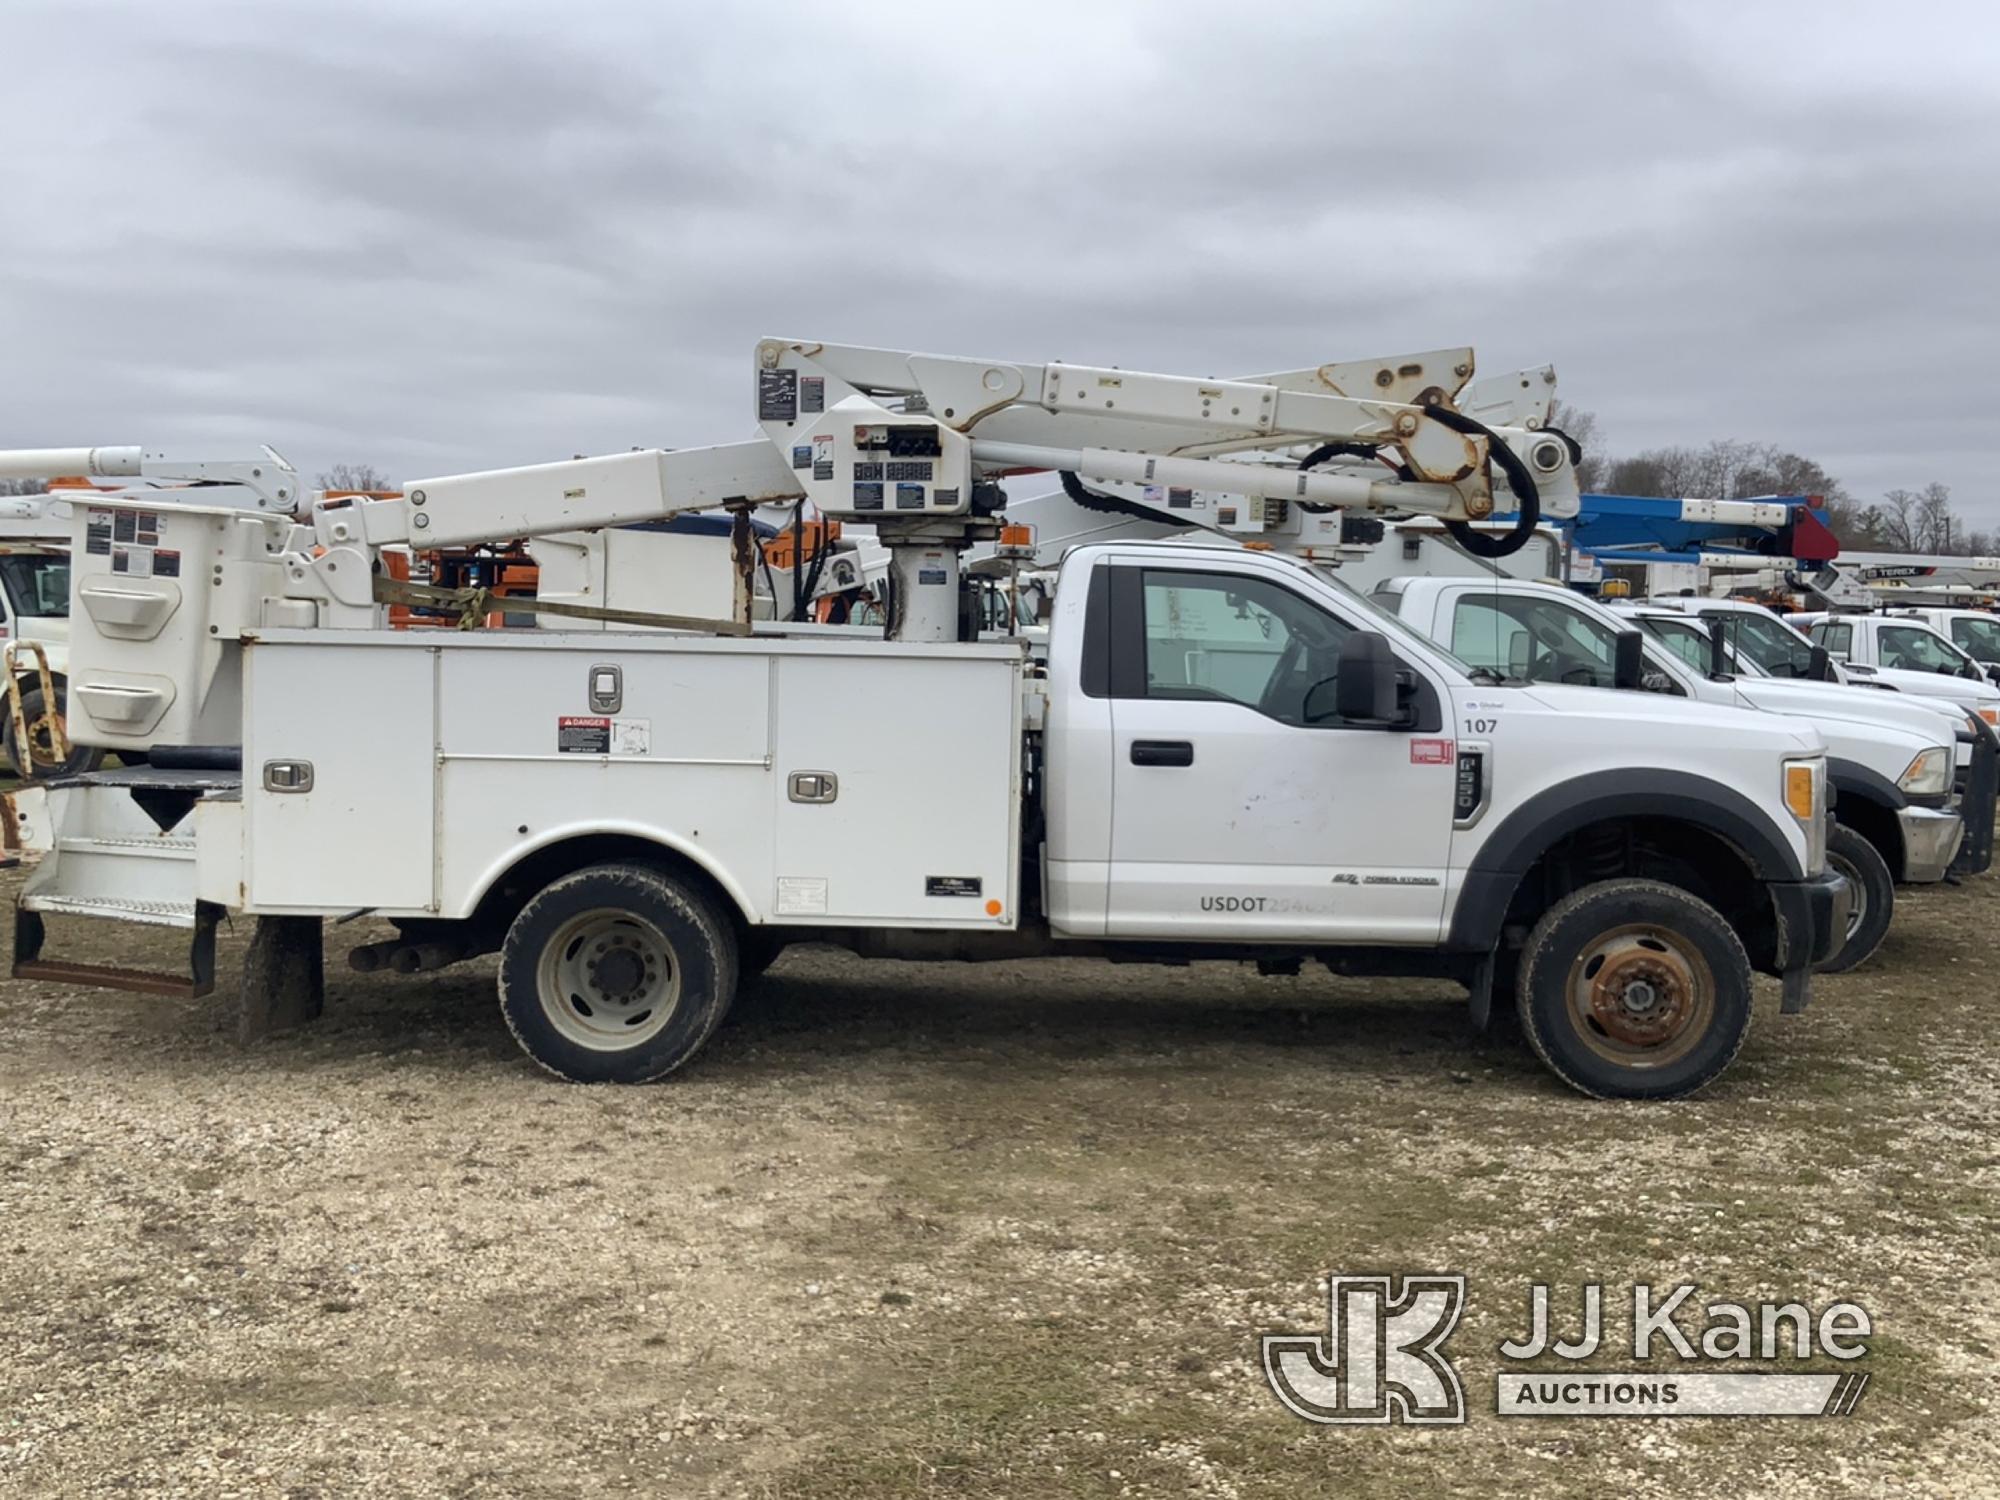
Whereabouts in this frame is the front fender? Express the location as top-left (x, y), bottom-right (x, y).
top-left (1446, 769), bottom-right (1805, 955)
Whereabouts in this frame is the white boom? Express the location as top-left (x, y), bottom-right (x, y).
top-left (281, 338), bottom-right (1575, 641)
top-left (6, 335), bottom-right (1580, 753)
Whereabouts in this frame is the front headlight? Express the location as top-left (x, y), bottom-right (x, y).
top-left (1898, 746), bottom-right (1953, 797)
top-left (1783, 755), bottom-right (1828, 873)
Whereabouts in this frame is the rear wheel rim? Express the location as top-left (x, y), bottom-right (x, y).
top-left (1563, 922), bottom-right (1715, 1069)
top-left (535, 907), bottom-right (682, 1051)
top-left (1827, 848), bottom-right (1867, 941)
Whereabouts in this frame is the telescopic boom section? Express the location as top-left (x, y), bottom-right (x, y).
top-left (344, 339), bottom-right (1575, 563)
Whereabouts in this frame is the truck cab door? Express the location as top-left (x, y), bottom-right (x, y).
top-left (1100, 564), bottom-right (1454, 943)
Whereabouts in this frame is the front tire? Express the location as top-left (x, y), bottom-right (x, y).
top-left (498, 862), bottom-right (738, 1083)
top-left (1815, 822), bottom-right (1893, 974)
top-left (1516, 879), bottom-right (1753, 1100)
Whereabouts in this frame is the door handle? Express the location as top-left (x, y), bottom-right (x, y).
top-left (1130, 740), bottom-right (1194, 767)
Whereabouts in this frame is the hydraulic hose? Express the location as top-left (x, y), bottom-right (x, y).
top-left (1058, 467), bottom-right (1165, 520)
top-left (1422, 406), bottom-right (1542, 559)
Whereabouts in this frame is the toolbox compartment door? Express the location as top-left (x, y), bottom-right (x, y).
top-left (769, 652), bottom-right (1019, 927)
top-left (243, 642), bottom-right (437, 911)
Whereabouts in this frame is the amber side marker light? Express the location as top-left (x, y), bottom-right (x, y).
top-left (1785, 763), bottom-right (1817, 820)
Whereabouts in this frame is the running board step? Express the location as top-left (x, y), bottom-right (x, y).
top-left (12, 901), bottom-right (219, 998)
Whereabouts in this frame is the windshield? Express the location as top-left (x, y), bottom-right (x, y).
top-left (1317, 569), bottom-right (1484, 676)
top-left (1636, 614), bottom-right (1752, 674)
top-left (1948, 615), bottom-right (2000, 664)
top-left (0, 554), bottom-right (69, 619)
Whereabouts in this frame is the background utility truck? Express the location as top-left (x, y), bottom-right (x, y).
top-left (0, 340), bottom-right (1845, 1099)
top-left (1640, 596), bottom-right (2000, 719)
top-left (1795, 611), bottom-right (2000, 695)
top-left (0, 493), bottom-right (99, 777)
top-left (1372, 575), bottom-right (1963, 972)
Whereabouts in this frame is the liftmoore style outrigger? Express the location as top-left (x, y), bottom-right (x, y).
top-left (0, 340), bottom-right (1849, 1099)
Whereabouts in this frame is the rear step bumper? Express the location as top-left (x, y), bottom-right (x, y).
top-left (12, 900), bottom-right (220, 998)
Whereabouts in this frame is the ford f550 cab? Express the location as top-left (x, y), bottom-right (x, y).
top-left (1373, 575), bottom-right (1956, 972)
top-left (7, 533), bottom-right (1847, 1102)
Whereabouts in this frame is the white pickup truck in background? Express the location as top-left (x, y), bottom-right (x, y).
top-left (1371, 575), bottom-right (1968, 972)
top-left (1794, 611), bottom-right (2000, 701)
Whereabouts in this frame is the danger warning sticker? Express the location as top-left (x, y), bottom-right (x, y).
top-left (557, 716), bottom-right (652, 755)
top-left (1410, 738), bottom-right (1456, 765)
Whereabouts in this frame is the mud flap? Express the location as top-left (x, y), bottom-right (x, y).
top-left (1466, 948), bottom-right (1496, 1031)
top-left (238, 914), bottom-right (325, 1043)
top-left (1781, 966), bottom-right (1811, 1015)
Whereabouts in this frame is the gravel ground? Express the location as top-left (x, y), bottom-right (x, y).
top-left (0, 862), bottom-right (1995, 1498)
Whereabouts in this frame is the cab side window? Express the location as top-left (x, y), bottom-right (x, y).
top-left (1809, 621), bottom-right (1852, 657)
top-left (1139, 570), bottom-right (1352, 725)
top-left (1450, 595), bottom-right (1620, 687)
top-left (1878, 625), bottom-right (1956, 672)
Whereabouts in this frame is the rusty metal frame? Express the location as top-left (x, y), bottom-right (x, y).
top-left (370, 574), bottom-right (753, 636)
top-left (2, 639), bottom-right (67, 774)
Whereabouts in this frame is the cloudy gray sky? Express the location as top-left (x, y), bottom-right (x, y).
top-left (5, 1), bottom-right (1997, 519)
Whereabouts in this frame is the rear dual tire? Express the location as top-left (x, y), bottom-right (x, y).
top-left (498, 863), bottom-right (737, 1083)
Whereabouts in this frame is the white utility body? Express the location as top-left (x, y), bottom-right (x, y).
top-left (0, 339), bottom-right (1848, 1100)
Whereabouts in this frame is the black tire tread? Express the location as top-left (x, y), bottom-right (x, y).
top-left (1815, 822), bottom-right (1893, 974)
top-left (1516, 878), bottom-right (1753, 1101)
top-left (498, 861), bottom-right (738, 1084)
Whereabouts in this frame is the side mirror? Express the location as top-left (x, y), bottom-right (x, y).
top-left (1613, 630), bottom-right (1646, 691)
top-left (1506, 632), bottom-right (1532, 680)
top-left (1808, 644), bottom-right (1836, 681)
top-left (1336, 631), bottom-right (1400, 725)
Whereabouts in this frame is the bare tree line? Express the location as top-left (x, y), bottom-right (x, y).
top-left (316, 463), bottom-right (394, 493)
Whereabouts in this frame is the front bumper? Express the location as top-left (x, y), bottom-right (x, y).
top-left (1898, 805), bottom-right (1966, 884)
top-left (1771, 869), bottom-right (1853, 1014)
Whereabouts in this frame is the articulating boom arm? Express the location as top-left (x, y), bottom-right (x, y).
top-left (751, 339), bottom-right (1578, 557)
top-left (309, 338), bottom-right (1576, 559)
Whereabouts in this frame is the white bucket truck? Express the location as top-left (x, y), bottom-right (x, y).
top-left (0, 341), bottom-right (1846, 1099)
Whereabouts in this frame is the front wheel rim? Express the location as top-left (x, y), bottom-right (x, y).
top-left (535, 907), bottom-right (682, 1051)
top-left (1563, 923), bottom-right (1716, 1069)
